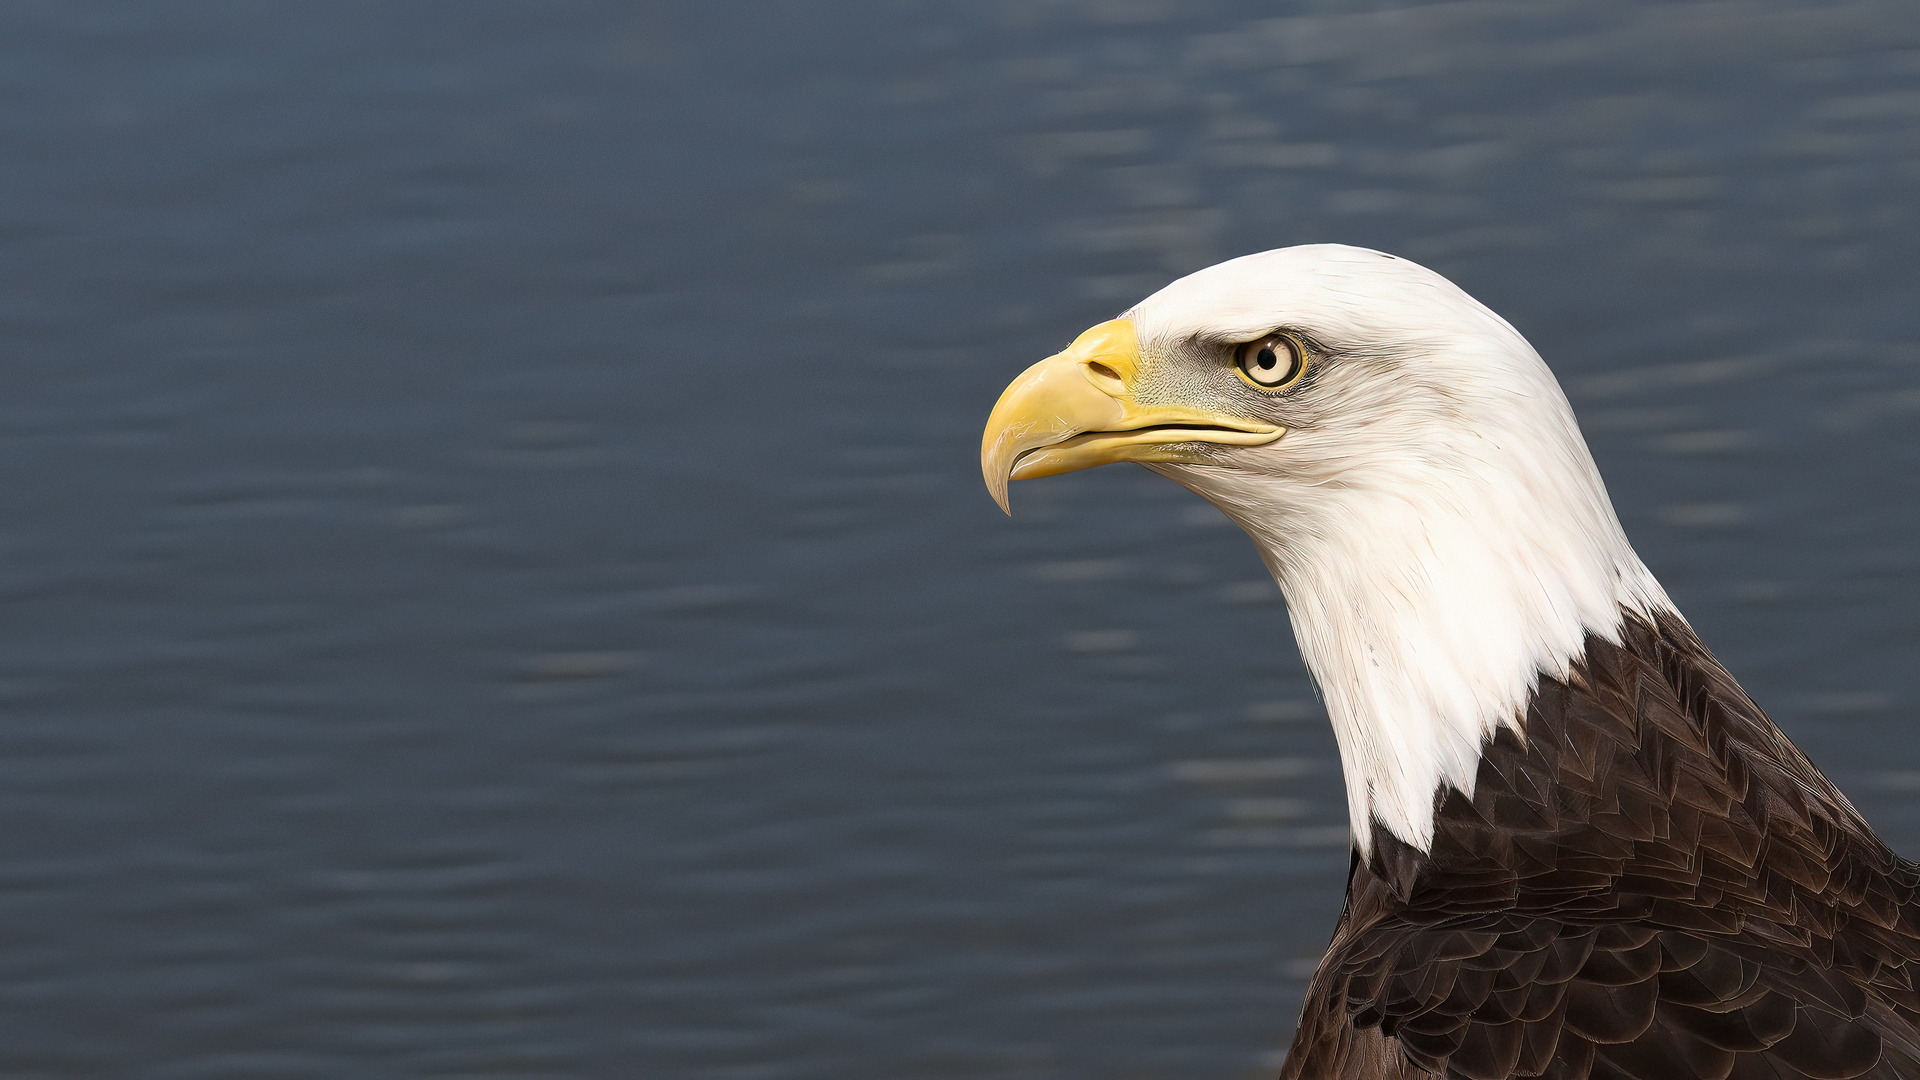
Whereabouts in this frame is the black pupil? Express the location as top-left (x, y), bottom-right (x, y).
top-left (1257, 347), bottom-right (1277, 370)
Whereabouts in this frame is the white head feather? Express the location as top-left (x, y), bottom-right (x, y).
top-left (1127, 245), bottom-right (1674, 854)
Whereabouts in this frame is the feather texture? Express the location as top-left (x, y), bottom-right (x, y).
top-left (1280, 611), bottom-right (1920, 1080)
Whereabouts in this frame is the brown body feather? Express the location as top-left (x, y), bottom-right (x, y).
top-left (1280, 611), bottom-right (1920, 1080)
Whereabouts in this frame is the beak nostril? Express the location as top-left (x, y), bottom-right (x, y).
top-left (1086, 361), bottom-right (1124, 383)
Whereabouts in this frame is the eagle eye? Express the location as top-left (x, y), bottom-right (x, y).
top-left (1233, 333), bottom-right (1306, 390)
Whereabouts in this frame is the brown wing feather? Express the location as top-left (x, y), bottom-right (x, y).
top-left (1279, 613), bottom-right (1920, 1080)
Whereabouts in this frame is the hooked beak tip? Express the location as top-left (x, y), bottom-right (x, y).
top-left (983, 447), bottom-right (1015, 515)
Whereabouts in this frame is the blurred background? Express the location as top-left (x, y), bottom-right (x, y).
top-left (3, 1), bottom-right (1919, 1076)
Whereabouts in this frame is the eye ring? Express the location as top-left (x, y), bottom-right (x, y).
top-left (1233, 333), bottom-right (1307, 391)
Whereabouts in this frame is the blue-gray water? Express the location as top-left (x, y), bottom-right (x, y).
top-left (4, 2), bottom-right (1920, 1077)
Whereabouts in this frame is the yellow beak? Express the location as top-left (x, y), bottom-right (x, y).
top-left (980, 319), bottom-right (1283, 513)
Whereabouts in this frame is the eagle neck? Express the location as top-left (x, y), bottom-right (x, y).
top-left (1168, 447), bottom-right (1673, 856)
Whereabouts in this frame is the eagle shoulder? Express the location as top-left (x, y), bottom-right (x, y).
top-left (1280, 614), bottom-right (1920, 1080)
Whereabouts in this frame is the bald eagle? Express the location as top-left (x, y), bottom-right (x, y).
top-left (980, 245), bottom-right (1920, 1080)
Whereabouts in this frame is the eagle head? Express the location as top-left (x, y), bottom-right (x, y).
top-left (981, 245), bottom-right (1673, 852)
